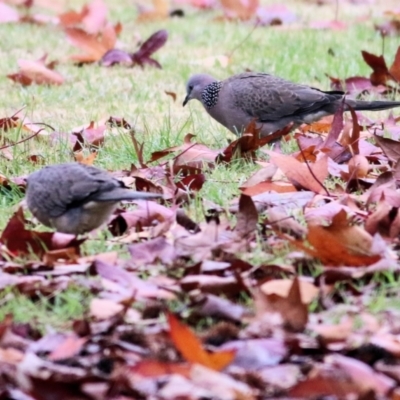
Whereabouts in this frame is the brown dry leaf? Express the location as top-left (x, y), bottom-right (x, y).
top-left (150, 133), bottom-right (219, 168)
top-left (260, 279), bottom-right (319, 305)
top-left (165, 90), bottom-right (177, 101)
top-left (289, 363), bottom-right (364, 398)
top-left (65, 22), bottom-right (120, 63)
top-left (254, 277), bottom-right (308, 332)
top-left (7, 55), bottom-right (64, 86)
top-left (374, 134), bottom-right (400, 162)
top-left (90, 298), bottom-right (124, 320)
top-left (137, 0), bottom-right (169, 22)
top-left (326, 354), bottom-right (396, 396)
top-left (306, 209), bottom-right (381, 266)
top-left (190, 364), bottom-right (255, 399)
top-left (73, 151), bottom-right (97, 165)
top-left (346, 155), bottom-right (369, 180)
top-left (167, 313), bottom-right (236, 371)
top-left (310, 316), bottom-right (354, 345)
top-left (58, 0), bottom-right (108, 33)
top-left (72, 120), bottom-right (106, 150)
top-left (48, 335), bottom-right (87, 361)
top-left (220, 0), bottom-right (259, 20)
top-left (219, 122), bottom-right (292, 163)
top-left (234, 194), bottom-right (258, 238)
top-left (241, 181), bottom-right (297, 196)
top-left (128, 360), bottom-right (191, 378)
top-left (266, 151), bottom-right (328, 194)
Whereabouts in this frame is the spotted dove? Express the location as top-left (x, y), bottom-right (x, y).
top-left (183, 72), bottom-right (400, 137)
top-left (26, 162), bottom-right (161, 234)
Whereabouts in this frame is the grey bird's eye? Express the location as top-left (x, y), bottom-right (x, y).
top-left (188, 85), bottom-right (193, 91)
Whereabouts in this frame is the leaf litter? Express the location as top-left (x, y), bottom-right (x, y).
top-left (5, 2), bottom-right (400, 399)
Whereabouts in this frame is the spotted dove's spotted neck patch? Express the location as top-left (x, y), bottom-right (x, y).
top-left (202, 81), bottom-right (222, 109)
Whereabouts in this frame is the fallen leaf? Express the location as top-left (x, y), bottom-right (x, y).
top-left (266, 151), bottom-right (329, 194)
top-left (66, 22), bottom-right (120, 63)
top-left (167, 313), bottom-right (235, 371)
top-left (8, 55), bottom-right (64, 86)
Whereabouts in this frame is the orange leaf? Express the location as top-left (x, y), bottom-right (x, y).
top-left (8, 55), bottom-right (64, 86)
top-left (74, 151), bottom-right (97, 165)
top-left (266, 151), bottom-right (328, 194)
top-left (167, 313), bottom-right (235, 371)
top-left (129, 359), bottom-right (191, 378)
top-left (220, 0), bottom-right (259, 20)
top-left (65, 22), bottom-right (118, 63)
top-left (137, 0), bottom-right (169, 22)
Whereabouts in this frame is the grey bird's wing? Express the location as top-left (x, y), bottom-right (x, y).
top-left (27, 163), bottom-right (159, 220)
top-left (228, 73), bottom-right (343, 122)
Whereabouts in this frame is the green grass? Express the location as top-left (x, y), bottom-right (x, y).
top-left (0, 285), bottom-right (93, 332)
top-left (1, 0), bottom-right (400, 329)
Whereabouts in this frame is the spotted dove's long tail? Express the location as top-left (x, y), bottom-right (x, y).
top-left (347, 99), bottom-right (400, 112)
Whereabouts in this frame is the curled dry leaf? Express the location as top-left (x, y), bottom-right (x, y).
top-left (137, 0), bottom-right (170, 22)
top-left (347, 155), bottom-right (369, 179)
top-left (253, 277), bottom-right (308, 332)
top-left (7, 55), bottom-right (64, 86)
top-left (65, 22), bottom-right (121, 63)
top-left (58, 0), bottom-right (108, 34)
top-left (260, 278), bottom-right (319, 305)
top-left (220, 0), bottom-right (259, 20)
top-left (167, 313), bottom-right (236, 371)
top-left (266, 150), bottom-right (329, 194)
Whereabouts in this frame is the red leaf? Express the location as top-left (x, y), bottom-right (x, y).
top-left (0, 208), bottom-right (82, 258)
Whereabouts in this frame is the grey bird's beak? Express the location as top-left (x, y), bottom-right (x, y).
top-left (182, 95), bottom-right (190, 107)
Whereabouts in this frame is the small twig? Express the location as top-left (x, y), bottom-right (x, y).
top-left (227, 20), bottom-right (260, 60)
top-left (10, 105), bottom-right (27, 119)
top-left (24, 121), bottom-right (56, 131)
top-left (334, 0), bottom-right (339, 22)
top-left (0, 128), bottom-right (45, 150)
top-left (297, 139), bottom-right (330, 197)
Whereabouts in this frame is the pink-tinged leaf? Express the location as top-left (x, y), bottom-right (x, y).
top-left (309, 20), bottom-right (347, 30)
top-left (100, 49), bottom-right (133, 67)
top-left (256, 4), bottom-right (296, 26)
top-left (265, 151), bottom-right (328, 194)
top-left (81, 0), bottom-right (108, 34)
top-left (319, 99), bottom-right (344, 151)
top-left (131, 29), bottom-right (168, 68)
top-left (0, 3), bottom-right (19, 23)
top-left (8, 55), bottom-right (64, 86)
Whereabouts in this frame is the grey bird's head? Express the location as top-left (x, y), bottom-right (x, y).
top-left (183, 74), bottom-right (218, 107)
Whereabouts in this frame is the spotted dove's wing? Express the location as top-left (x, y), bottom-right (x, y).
top-left (27, 163), bottom-right (118, 219)
top-left (229, 73), bottom-right (343, 122)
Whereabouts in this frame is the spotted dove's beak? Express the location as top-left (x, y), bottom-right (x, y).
top-left (182, 95), bottom-right (190, 107)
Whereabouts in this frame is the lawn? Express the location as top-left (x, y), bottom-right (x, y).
top-left (1, 0), bottom-right (400, 398)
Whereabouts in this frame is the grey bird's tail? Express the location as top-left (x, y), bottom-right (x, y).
top-left (347, 99), bottom-right (400, 112)
top-left (92, 189), bottom-right (162, 202)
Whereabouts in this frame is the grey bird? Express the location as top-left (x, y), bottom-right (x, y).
top-left (26, 162), bottom-right (162, 235)
top-left (183, 72), bottom-right (400, 137)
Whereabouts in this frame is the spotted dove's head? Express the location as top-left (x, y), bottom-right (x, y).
top-left (183, 74), bottom-right (218, 107)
